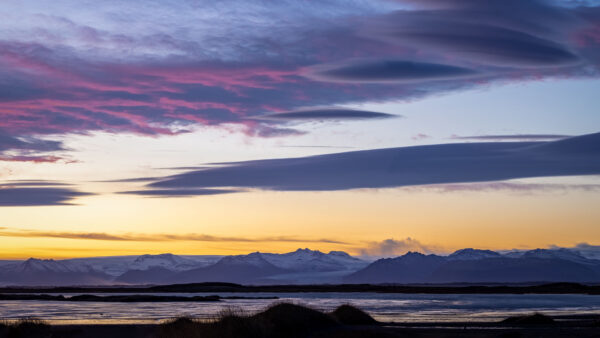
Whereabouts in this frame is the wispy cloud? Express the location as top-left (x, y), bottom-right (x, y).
top-left (452, 134), bottom-right (571, 141)
top-left (0, 130), bottom-right (65, 163)
top-left (356, 237), bottom-right (445, 258)
top-left (0, 227), bottom-right (347, 244)
top-left (400, 182), bottom-right (600, 194)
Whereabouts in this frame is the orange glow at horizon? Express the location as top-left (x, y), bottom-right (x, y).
top-left (1, 180), bottom-right (599, 259)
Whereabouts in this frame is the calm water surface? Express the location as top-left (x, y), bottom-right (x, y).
top-left (1, 293), bottom-right (599, 324)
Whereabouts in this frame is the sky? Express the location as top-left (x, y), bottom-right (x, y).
top-left (0, 0), bottom-right (600, 259)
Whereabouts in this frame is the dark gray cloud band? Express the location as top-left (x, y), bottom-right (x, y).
top-left (0, 181), bottom-right (90, 206)
top-left (308, 60), bottom-right (477, 83)
top-left (0, 188), bottom-right (91, 206)
top-left (117, 132), bottom-right (600, 194)
top-left (254, 108), bottom-right (397, 121)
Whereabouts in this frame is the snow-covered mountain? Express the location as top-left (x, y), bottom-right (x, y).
top-left (0, 258), bottom-right (112, 286)
top-left (261, 248), bottom-right (368, 272)
top-left (64, 254), bottom-right (222, 276)
top-left (171, 252), bottom-right (288, 284)
top-left (3, 247), bottom-right (600, 286)
top-left (7, 258), bottom-right (96, 274)
top-left (217, 252), bottom-right (277, 269)
top-left (347, 248), bottom-right (600, 284)
top-left (447, 248), bottom-right (502, 261)
top-left (129, 253), bottom-right (202, 271)
top-left (503, 248), bottom-right (600, 265)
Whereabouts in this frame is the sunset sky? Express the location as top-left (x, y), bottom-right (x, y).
top-left (1, 0), bottom-right (600, 259)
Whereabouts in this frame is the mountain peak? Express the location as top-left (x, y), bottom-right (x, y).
top-left (404, 251), bottom-right (426, 257)
top-left (448, 248), bottom-right (501, 260)
top-left (328, 251), bottom-right (351, 258)
top-left (520, 248), bottom-right (589, 263)
top-left (293, 248), bottom-right (318, 254)
top-left (24, 257), bottom-right (52, 263)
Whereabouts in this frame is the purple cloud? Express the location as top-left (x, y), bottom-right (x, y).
top-left (0, 0), bottom-right (598, 162)
top-left (0, 130), bottom-right (65, 162)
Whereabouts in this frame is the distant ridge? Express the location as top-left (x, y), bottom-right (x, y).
top-left (346, 248), bottom-right (600, 284)
top-left (1, 247), bottom-right (600, 286)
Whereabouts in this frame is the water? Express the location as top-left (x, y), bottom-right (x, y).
top-left (1, 293), bottom-right (599, 324)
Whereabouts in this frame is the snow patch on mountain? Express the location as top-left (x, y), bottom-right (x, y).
top-left (129, 253), bottom-right (200, 271)
top-left (260, 248), bottom-right (367, 272)
top-left (447, 248), bottom-right (502, 260)
top-left (8, 258), bottom-right (97, 274)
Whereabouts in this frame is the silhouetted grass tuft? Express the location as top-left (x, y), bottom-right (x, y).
top-left (1, 318), bottom-right (51, 338)
top-left (501, 313), bottom-right (555, 325)
top-left (330, 304), bottom-right (378, 326)
top-left (157, 302), bottom-right (377, 338)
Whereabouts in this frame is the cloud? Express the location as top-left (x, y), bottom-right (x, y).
top-left (511, 242), bottom-right (600, 260)
top-left (0, 130), bottom-right (65, 162)
top-left (411, 133), bottom-right (430, 140)
top-left (242, 124), bottom-right (307, 138)
top-left (253, 108), bottom-right (397, 121)
top-left (0, 155), bottom-right (63, 163)
top-left (136, 132), bottom-right (600, 193)
top-left (0, 181), bottom-right (90, 206)
top-left (570, 243), bottom-right (600, 259)
top-left (375, 22), bottom-right (579, 67)
top-left (401, 181), bottom-right (600, 194)
top-left (0, 0), bottom-right (598, 158)
top-left (357, 237), bottom-right (443, 258)
top-left (307, 60), bottom-right (476, 83)
top-left (452, 134), bottom-right (571, 141)
top-left (0, 187), bottom-right (91, 206)
top-left (0, 227), bottom-right (346, 244)
top-left (366, 0), bottom-right (582, 67)
top-left (0, 180), bottom-right (71, 187)
top-left (119, 188), bottom-right (242, 197)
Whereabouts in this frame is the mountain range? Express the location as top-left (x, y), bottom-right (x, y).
top-left (1, 247), bottom-right (599, 286)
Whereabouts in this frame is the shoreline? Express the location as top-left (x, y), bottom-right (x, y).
top-left (1, 281), bottom-right (599, 295)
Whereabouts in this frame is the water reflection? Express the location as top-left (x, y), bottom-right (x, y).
top-left (1, 293), bottom-right (599, 324)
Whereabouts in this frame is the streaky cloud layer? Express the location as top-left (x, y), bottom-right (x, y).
top-left (0, 227), bottom-right (346, 244)
top-left (452, 134), bottom-right (572, 141)
top-left (131, 132), bottom-right (600, 193)
top-left (118, 188), bottom-right (242, 197)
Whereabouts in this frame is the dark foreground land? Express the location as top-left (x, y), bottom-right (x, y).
top-left (1, 303), bottom-right (599, 338)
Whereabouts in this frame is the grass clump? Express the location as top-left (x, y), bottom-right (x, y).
top-left (501, 313), bottom-right (555, 325)
top-left (330, 304), bottom-right (378, 326)
top-left (2, 318), bottom-right (51, 338)
top-left (158, 302), bottom-right (378, 338)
